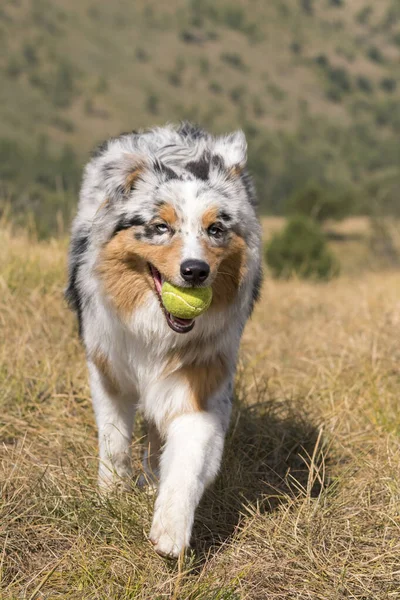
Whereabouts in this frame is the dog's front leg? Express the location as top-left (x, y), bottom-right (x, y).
top-left (89, 360), bottom-right (136, 490)
top-left (149, 411), bottom-right (225, 557)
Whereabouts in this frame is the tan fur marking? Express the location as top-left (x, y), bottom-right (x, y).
top-left (161, 348), bottom-right (227, 413)
top-left (131, 236), bottom-right (183, 284)
top-left (125, 165), bottom-right (144, 192)
top-left (201, 206), bottom-right (219, 230)
top-left (97, 230), bottom-right (151, 317)
top-left (97, 230), bottom-right (183, 318)
top-left (179, 356), bottom-right (228, 411)
top-left (202, 233), bottom-right (247, 310)
top-left (95, 197), bottom-right (110, 215)
top-left (158, 203), bottom-right (178, 227)
top-left (91, 350), bottom-right (119, 395)
top-left (228, 164), bottom-right (244, 178)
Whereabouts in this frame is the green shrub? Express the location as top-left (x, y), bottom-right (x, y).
top-left (367, 46), bottom-right (384, 63)
top-left (286, 182), bottom-right (354, 222)
top-left (135, 47), bottom-right (149, 62)
top-left (95, 76), bottom-right (108, 93)
top-left (380, 77), bottom-right (397, 93)
top-left (223, 6), bottom-right (246, 29)
top-left (220, 52), bottom-right (247, 71)
top-left (6, 56), bottom-right (22, 78)
top-left (327, 66), bottom-right (351, 93)
top-left (267, 83), bottom-right (286, 101)
top-left (290, 41), bottom-right (302, 54)
top-left (392, 32), bottom-right (400, 47)
top-left (167, 57), bottom-right (185, 87)
top-left (265, 216), bottom-right (339, 280)
top-left (356, 6), bottom-right (372, 25)
top-left (199, 57), bottom-right (210, 75)
top-left (357, 75), bottom-right (373, 94)
top-left (326, 86), bottom-right (343, 103)
top-left (145, 92), bottom-right (159, 115)
top-left (209, 80), bottom-right (222, 94)
top-left (315, 54), bottom-right (329, 68)
top-left (23, 42), bottom-right (39, 67)
top-left (253, 96), bottom-right (265, 118)
top-left (51, 116), bottom-right (74, 133)
top-left (374, 100), bottom-right (400, 131)
top-left (51, 61), bottom-right (77, 108)
top-left (230, 85), bottom-right (246, 105)
top-left (300, 0), bottom-right (313, 15)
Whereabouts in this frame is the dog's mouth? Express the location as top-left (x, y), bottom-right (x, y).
top-left (149, 264), bottom-right (195, 334)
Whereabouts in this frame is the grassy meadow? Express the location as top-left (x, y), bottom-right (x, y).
top-left (1, 218), bottom-right (400, 598)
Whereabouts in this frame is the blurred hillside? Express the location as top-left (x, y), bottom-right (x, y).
top-left (1, 0), bottom-right (400, 234)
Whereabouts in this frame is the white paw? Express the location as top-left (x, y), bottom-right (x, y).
top-left (149, 511), bottom-right (190, 558)
top-left (98, 464), bottom-right (132, 494)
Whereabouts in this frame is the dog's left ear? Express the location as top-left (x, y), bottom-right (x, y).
top-left (212, 130), bottom-right (247, 176)
top-left (101, 152), bottom-right (146, 202)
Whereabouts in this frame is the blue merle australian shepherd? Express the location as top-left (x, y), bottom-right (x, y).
top-left (66, 122), bottom-right (262, 557)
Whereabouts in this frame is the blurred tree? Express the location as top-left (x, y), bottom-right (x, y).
top-left (286, 182), bottom-right (355, 223)
top-left (266, 215), bottom-right (339, 280)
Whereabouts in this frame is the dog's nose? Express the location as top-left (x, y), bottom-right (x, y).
top-left (180, 259), bottom-right (210, 284)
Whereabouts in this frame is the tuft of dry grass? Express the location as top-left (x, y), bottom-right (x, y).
top-left (1, 223), bottom-right (400, 599)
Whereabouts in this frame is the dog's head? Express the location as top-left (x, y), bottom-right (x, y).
top-left (87, 127), bottom-right (259, 333)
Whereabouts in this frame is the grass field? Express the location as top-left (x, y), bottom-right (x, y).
top-left (1, 220), bottom-right (400, 599)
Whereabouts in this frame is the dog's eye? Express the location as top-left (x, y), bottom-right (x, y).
top-left (155, 223), bottom-right (170, 234)
top-left (208, 223), bottom-right (224, 238)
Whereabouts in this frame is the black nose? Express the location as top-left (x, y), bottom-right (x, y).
top-left (180, 259), bottom-right (210, 284)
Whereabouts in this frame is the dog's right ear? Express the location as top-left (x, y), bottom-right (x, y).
top-left (212, 130), bottom-right (247, 173)
top-left (101, 152), bottom-right (146, 202)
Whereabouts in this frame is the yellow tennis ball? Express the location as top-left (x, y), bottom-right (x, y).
top-left (161, 282), bottom-right (213, 319)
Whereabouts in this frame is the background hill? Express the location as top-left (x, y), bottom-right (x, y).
top-left (1, 0), bottom-right (400, 234)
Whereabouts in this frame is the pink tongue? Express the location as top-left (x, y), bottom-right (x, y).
top-left (170, 315), bottom-right (193, 326)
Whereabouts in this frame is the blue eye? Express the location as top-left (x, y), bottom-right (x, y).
top-left (155, 223), bottom-right (169, 234)
top-left (208, 223), bottom-right (224, 238)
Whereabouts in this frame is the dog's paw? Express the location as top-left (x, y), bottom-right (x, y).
top-left (149, 511), bottom-right (189, 558)
top-left (98, 470), bottom-right (132, 495)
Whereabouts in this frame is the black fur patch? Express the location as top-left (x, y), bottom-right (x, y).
top-left (211, 154), bottom-right (224, 170)
top-left (65, 232), bottom-right (89, 338)
top-left (153, 160), bottom-right (179, 181)
top-left (219, 211), bottom-right (232, 222)
top-left (186, 154), bottom-right (210, 181)
top-left (178, 122), bottom-right (206, 140)
top-left (240, 169), bottom-right (258, 207)
top-left (249, 263), bottom-right (263, 316)
top-left (91, 139), bottom-right (109, 159)
top-left (112, 215), bottom-right (146, 236)
top-left (142, 225), bottom-right (157, 240)
top-left (114, 184), bottom-right (126, 200)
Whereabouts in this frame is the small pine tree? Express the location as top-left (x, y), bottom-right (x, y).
top-left (266, 216), bottom-right (339, 280)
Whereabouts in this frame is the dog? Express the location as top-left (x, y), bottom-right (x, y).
top-left (66, 122), bottom-right (262, 557)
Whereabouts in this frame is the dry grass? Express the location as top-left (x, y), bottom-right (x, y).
top-left (1, 223), bottom-right (400, 599)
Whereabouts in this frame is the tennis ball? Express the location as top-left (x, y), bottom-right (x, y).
top-left (161, 282), bottom-right (212, 319)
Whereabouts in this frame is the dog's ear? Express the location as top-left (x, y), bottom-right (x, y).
top-left (101, 152), bottom-right (146, 202)
top-left (212, 131), bottom-right (247, 177)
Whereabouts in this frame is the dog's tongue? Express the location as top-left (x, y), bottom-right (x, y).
top-left (170, 314), bottom-right (194, 327)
